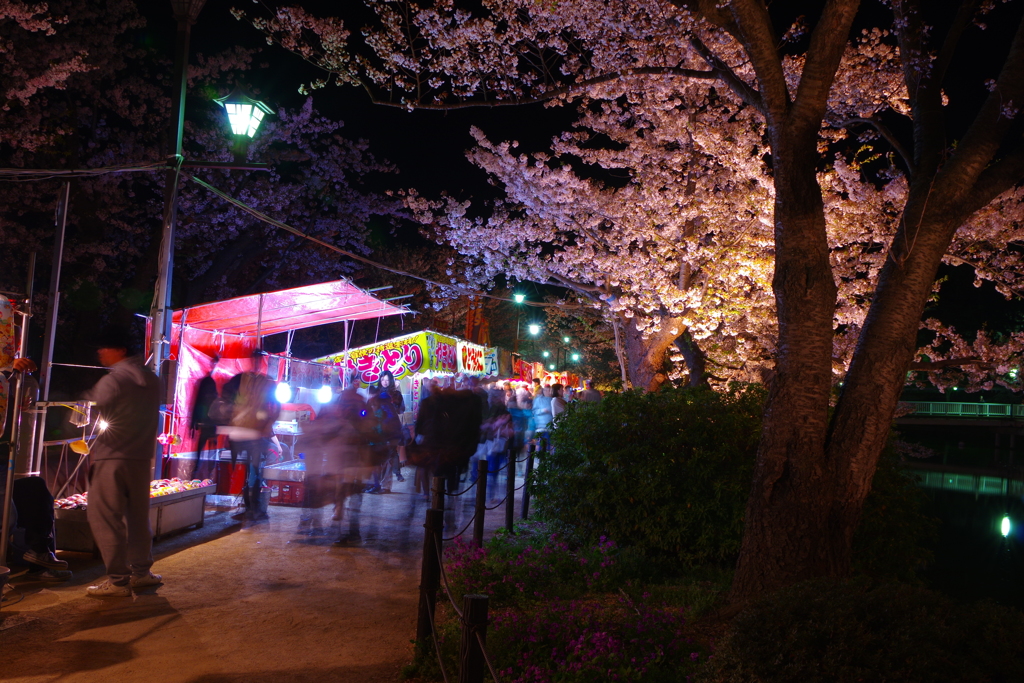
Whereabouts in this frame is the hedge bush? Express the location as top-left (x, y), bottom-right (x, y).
top-left (699, 579), bottom-right (1024, 683)
top-left (534, 385), bottom-right (764, 567)
top-left (534, 385), bottom-right (937, 578)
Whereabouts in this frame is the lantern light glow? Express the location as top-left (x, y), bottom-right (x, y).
top-left (214, 89), bottom-right (273, 138)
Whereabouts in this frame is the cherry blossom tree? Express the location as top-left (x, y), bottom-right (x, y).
top-left (0, 0), bottom-right (405, 365)
top-left (246, 0), bottom-right (1024, 601)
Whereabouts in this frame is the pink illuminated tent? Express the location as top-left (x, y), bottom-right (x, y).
top-left (164, 280), bottom-right (409, 460)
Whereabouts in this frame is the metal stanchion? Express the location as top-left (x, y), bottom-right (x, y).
top-left (458, 594), bottom-right (489, 683)
top-left (473, 459), bottom-right (487, 547)
top-left (415, 507), bottom-right (444, 655)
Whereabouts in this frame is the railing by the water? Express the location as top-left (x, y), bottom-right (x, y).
top-left (906, 463), bottom-right (1024, 497)
top-left (900, 402), bottom-right (1024, 418)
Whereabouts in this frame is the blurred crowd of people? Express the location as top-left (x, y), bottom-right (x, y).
top-left (190, 363), bottom-right (603, 546)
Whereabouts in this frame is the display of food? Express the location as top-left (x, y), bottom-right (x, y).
top-left (54, 478), bottom-right (213, 509)
top-left (149, 478), bottom-right (214, 497)
top-left (54, 492), bottom-right (88, 510)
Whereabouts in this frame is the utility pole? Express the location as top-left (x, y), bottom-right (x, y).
top-left (149, 0), bottom-right (206, 478)
top-left (151, 0), bottom-right (206, 378)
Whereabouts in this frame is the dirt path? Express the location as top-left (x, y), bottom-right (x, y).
top-left (1, 475), bottom-right (513, 683)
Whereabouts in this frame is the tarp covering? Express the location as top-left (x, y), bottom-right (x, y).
top-left (170, 279), bottom-right (407, 338)
top-left (166, 280), bottom-right (407, 456)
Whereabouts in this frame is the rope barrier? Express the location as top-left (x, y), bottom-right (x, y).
top-left (443, 477), bottom-right (479, 497)
top-left (442, 513), bottom-right (477, 542)
top-left (434, 536), bottom-right (465, 620)
top-left (423, 592), bottom-right (453, 683)
top-left (475, 630), bottom-right (504, 683)
top-left (485, 496), bottom-right (508, 511)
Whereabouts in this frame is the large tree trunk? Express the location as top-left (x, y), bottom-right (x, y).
top-left (729, 134), bottom-right (841, 603)
top-left (621, 317), bottom-right (684, 391)
top-left (674, 330), bottom-right (709, 388)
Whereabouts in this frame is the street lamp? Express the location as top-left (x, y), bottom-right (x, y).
top-left (215, 88), bottom-right (274, 137)
top-left (571, 353), bottom-right (581, 362)
top-left (513, 292), bottom-right (526, 354)
top-left (528, 323), bottom-right (541, 336)
top-left (542, 350), bottom-right (550, 358)
top-left (562, 336), bottom-right (570, 343)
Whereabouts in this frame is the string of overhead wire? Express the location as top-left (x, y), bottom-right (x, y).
top-left (185, 173), bottom-right (593, 310)
top-left (0, 161), bottom-right (167, 182)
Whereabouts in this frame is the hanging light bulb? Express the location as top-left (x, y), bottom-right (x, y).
top-left (275, 382), bottom-right (292, 403)
top-left (1001, 516), bottom-right (1012, 537)
top-left (316, 385), bottom-right (333, 404)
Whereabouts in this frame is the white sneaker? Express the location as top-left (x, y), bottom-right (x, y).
top-left (86, 580), bottom-right (131, 598)
top-left (130, 572), bottom-right (163, 589)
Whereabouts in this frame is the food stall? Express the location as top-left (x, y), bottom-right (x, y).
top-left (312, 329), bottom-right (502, 416)
top-left (161, 279), bottom-right (409, 488)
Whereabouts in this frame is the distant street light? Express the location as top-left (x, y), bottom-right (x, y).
top-left (542, 350), bottom-right (550, 358)
top-left (215, 88), bottom-right (274, 137)
top-left (513, 293), bottom-right (526, 353)
top-left (548, 364), bottom-right (555, 371)
top-left (562, 336), bottom-right (570, 343)
top-left (528, 323), bottom-right (541, 336)
top-left (571, 353), bottom-right (581, 362)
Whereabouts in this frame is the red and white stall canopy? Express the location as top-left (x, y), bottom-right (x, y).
top-left (164, 280), bottom-right (408, 456)
top-left (171, 279), bottom-right (407, 338)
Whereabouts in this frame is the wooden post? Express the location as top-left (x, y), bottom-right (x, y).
top-left (473, 459), bottom-right (487, 547)
top-left (416, 507), bottom-right (444, 655)
top-left (432, 475), bottom-right (445, 511)
top-left (522, 442), bottom-right (535, 519)
top-left (458, 594), bottom-right (489, 683)
top-left (505, 445), bottom-right (515, 533)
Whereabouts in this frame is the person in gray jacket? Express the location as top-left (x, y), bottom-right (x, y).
top-left (83, 328), bottom-right (162, 597)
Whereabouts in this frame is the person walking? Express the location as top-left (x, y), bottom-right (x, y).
top-left (579, 379), bottom-right (603, 403)
top-left (225, 370), bottom-right (280, 522)
top-left (83, 328), bottom-right (162, 597)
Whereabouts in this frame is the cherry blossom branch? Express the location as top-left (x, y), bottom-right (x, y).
top-left (356, 65), bottom-right (719, 110)
top-left (838, 117), bottom-right (915, 174)
top-left (686, 33), bottom-right (765, 114)
top-left (788, 0), bottom-right (861, 141)
top-left (721, 0), bottom-right (790, 119)
top-left (909, 357), bottom-right (991, 371)
top-left (942, 11), bottom-right (1024, 186)
top-left (964, 142), bottom-right (1024, 217)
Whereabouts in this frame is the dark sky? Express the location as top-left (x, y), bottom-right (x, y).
top-left (140, 0), bottom-right (571, 200)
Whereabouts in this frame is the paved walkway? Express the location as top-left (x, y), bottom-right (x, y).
top-left (1, 468), bottom-right (527, 683)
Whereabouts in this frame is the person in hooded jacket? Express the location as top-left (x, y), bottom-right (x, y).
top-left (82, 328), bottom-right (162, 598)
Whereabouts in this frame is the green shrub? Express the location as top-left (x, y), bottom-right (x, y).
top-left (699, 579), bottom-right (1024, 683)
top-left (535, 385), bottom-right (937, 580)
top-left (534, 385), bottom-right (764, 567)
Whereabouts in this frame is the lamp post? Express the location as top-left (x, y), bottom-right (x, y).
top-left (512, 292), bottom-right (526, 353)
top-left (151, 0), bottom-right (206, 378)
top-left (150, 0), bottom-right (271, 476)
